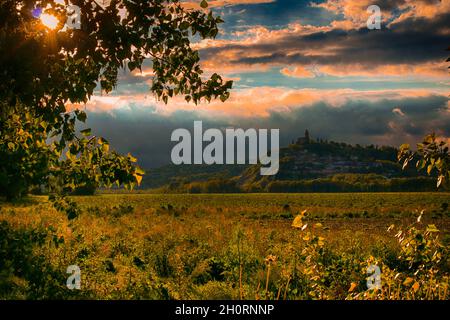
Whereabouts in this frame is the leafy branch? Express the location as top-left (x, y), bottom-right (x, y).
top-left (398, 133), bottom-right (450, 188)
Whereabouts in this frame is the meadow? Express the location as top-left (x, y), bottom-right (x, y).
top-left (0, 192), bottom-right (449, 300)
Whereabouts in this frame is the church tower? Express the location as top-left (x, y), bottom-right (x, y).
top-left (296, 129), bottom-right (311, 145)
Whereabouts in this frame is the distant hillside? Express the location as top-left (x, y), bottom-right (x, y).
top-left (141, 163), bottom-right (248, 189)
top-left (140, 132), bottom-right (437, 193)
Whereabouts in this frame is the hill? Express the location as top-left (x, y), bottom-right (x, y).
top-left (140, 132), bottom-right (437, 193)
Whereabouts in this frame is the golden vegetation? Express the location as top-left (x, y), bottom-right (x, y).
top-left (0, 193), bottom-right (448, 299)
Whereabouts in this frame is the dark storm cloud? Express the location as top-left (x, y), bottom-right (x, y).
top-left (214, 0), bottom-right (338, 30)
top-left (263, 95), bottom-right (450, 141)
top-left (201, 12), bottom-right (450, 68)
top-left (86, 94), bottom-right (449, 168)
top-left (86, 108), bottom-right (237, 168)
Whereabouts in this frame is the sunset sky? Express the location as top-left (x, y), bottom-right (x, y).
top-left (83, 0), bottom-right (450, 168)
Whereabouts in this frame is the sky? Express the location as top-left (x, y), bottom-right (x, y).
top-left (82, 0), bottom-right (449, 168)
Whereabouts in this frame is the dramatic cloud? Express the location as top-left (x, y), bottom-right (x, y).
top-left (195, 1), bottom-right (450, 78)
top-left (313, 0), bottom-right (450, 28)
top-left (76, 0), bottom-right (449, 169)
top-left (182, 0), bottom-right (275, 9)
top-left (77, 87), bottom-right (448, 117)
top-left (281, 66), bottom-right (316, 78)
top-left (84, 92), bottom-right (450, 168)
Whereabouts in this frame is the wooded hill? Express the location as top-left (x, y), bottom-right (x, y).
top-left (140, 135), bottom-right (437, 193)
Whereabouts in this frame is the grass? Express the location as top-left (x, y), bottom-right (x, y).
top-left (0, 192), bottom-right (449, 299)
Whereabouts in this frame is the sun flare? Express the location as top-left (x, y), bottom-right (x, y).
top-left (40, 13), bottom-right (59, 30)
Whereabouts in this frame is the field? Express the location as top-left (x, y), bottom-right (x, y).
top-left (0, 192), bottom-right (449, 300)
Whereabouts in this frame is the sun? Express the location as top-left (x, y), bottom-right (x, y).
top-left (40, 13), bottom-right (59, 30)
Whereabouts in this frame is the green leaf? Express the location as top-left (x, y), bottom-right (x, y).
top-left (67, 210), bottom-right (78, 220)
top-left (80, 128), bottom-right (92, 136)
top-left (426, 224), bottom-right (439, 233)
top-left (135, 167), bottom-right (145, 175)
top-left (416, 159), bottom-right (426, 170)
top-left (180, 21), bottom-right (190, 30)
top-left (77, 111), bottom-right (87, 123)
top-left (220, 93), bottom-right (229, 102)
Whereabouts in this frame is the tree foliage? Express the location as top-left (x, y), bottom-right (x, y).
top-left (398, 133), bottom-right (450, 189)
top-left (0, 103), bottom-right (55, 200)
top-left (0, 0), bottom-right (232, 108)
top-left (0, 0), bottom-right (232, 200)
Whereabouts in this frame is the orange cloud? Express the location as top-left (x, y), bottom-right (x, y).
top-left (195, 23), bottom-right (330, 51)
top-left (182, 0), bottom-right (274, 9)
top-left (69, 87), bottom-right (448, 119)
top-left (194, 23), bottom-right (339, 75)
top-left (194, 16), bottom-right (448, 79)
top-left (315, 0), bottom-right (450, 29)
top-left (280, 66), bottom-right (316, 78)
top-left (393, 0), bottom-right (450, 24)
top-left (311, 0), bottom-right (393, 29)
top-left (317, 62), bottom-right (450, 78)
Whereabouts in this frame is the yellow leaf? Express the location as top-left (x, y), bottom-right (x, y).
top-left (403, 277), bottom-right (413, 286)
top-left (128, 153), bottom-right (138, 163)
top-left (65, 150), bottom-right (74, 161)
top-left (412, 282), bottom-right (419, 292)
top-left (292, 210), bottom-right (308, 229)
top-left (348, 282), bottom-right (357, 292)
top-left (134, 174), bottom-right (143, 186)
top-left (314, 223), bottom-right (323, 229)
top-left (102, 143), bottom-right (110, 153)
top-left (318, 236), bottom-right (325, 246)
top-left (292, 215), bottom-right (303, 229)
